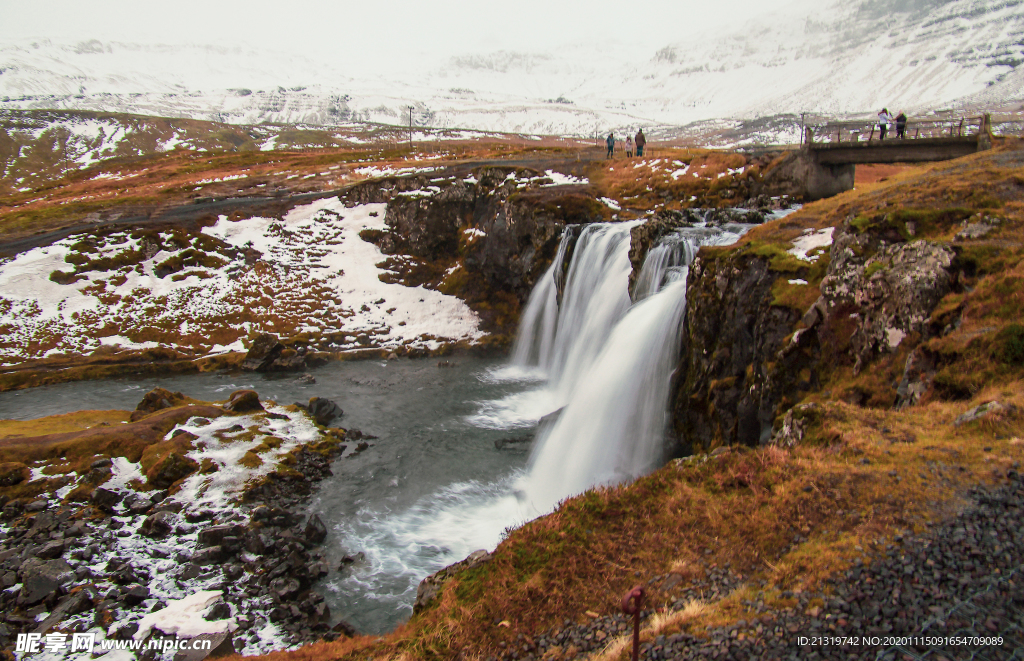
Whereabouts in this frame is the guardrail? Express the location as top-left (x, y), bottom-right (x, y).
top-left (803, 114), bottom-right (990, 145)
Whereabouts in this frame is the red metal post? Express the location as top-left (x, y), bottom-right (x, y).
top-left (621, 586), bottom-right (645, 661)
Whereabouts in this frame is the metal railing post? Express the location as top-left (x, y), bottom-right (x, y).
top-left (622, 586), bottom-right (645, 661)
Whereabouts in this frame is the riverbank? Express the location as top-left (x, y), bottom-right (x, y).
top-left (0, 387), bottom-right (363, 657)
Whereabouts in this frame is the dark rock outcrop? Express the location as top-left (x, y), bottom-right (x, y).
top-left (674, 252), bottom-right (808, 452)
top-left (0, 463), bottom-right (29, 487)
top-left (139, 511), bottom-right (175, 538)
top-left (146, 452), bottom-right (199, 489)
top-left (307, 397), bottom-right (342, 426)
top-left (627, 208), bottom-right (768, 298)
top-left (818, 229), bottom-right (956, 374)
top-left (672, 211), bottom-right (961, 453)
top-left (357, 166), bottom-right (607, 327)
top-left (304, 514), bottom-right (327, 544)
top-left (241, 333), bottom-right (284, 372)
top-left (134, 387), bottom-right (187, 415)
top-left (18, 558), bottom-right (75, 606)
top-left (90, 487), bottom-right (123, 512)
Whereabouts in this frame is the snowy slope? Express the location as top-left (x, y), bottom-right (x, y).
top-left (1, 0), bottom-right (1022, 136)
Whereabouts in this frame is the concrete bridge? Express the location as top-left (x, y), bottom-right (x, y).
top-left (783, 114), bottom-right (993, 199)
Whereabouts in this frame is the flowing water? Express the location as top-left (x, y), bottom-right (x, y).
top-left (0, 217), bottom-right (753, 634)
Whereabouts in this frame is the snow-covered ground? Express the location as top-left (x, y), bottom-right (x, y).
top-left (14, 404), bottom-right (322, 661)
top-left (0, 200), bottom-right (483, 366)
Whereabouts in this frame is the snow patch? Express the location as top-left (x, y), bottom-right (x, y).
top-left (788, 227), bottom-right (834, 262)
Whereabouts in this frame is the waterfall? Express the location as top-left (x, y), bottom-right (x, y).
top-left (318, 217), bottom-right (757, 632)
top-left (509, 220), bottom-right (754, 512)
top-left (509, 228), bottom-right (573, 369)
top-left (510, 223), bottom-right (637, 394)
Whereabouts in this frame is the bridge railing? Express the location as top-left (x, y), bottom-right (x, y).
top-left (803, 115), bottom-right (989, 145)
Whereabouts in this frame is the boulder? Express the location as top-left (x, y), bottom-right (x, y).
top-left (770, 403), bottom-right (821, 447)
top-left (303, 514), bottom-right (327, 545)
top-left (140, 511), bottom-right (176, 538)
top-left (955, 401), bottom-right (1016, 427)
top-left (197, 524), bottom-right (245, 548)
top-left (269, 576), bottom-right (301, 601)
top-left (171, 631), bottom-right (235, 661)
top-left (307, 397), bottom-right (343, 426)
top-left (24, 499), bottom-right (48, 513)
top-left (895, 346), bottom-right (938, 409)
top-left (241, 333), bottom-right (284, 372)
top-left (91, 487), bottom-right (123, 512)
top-left (32, 590), bottom-right (91, 634)
top-left (204, 601), bottom-right (231, 621)
top-left (18, 558), bottom-right (75, 606)
top-left (135, 387), bottom-right (186, 415)
top-left (123, 584), bottom-right (150, 606)
top-left (192, 546), bottom-right (227, 566)
top-left (147, 452), bottom-right (199, 489)
top-left (126, 495), bottom-right (154, 515)
top-left (224, 389), bottom-right (263, 413)
top-left (35, 539), bottom-right (65, 560)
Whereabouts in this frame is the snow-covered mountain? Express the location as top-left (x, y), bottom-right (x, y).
top-left (1, 0), bottom-right (1022, 137)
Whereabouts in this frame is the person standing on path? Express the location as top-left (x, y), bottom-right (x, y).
top-left (606, 132), bottom-right (615, 159)
top-left (895, 111), bottom-right (907, 139)
top-left (878, 108), bottom-right (893, 140)
top-left (625, 135), bottom-right (633, 158)
top-left (635, 129), bottom-right (646, 157)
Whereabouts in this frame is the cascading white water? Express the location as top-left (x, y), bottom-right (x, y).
top-left (515, 275), bottom-right (689, 510)
top-left (508, 227), bottom-right (574, 370)
top-left (510, 220), bottom-right (755, 511)
top-left (510, 223), bottom-right (638, 392)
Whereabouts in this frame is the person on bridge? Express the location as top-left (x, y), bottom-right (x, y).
top-left (896, 111), bottom-right (908, 139)
top-left (878, 108), bottom-right (894, 140)
top-left (635, 129), bottom-right (647, 157)
top-left (626, 135), bottom-right (634, 158)
top-left (606, 133), bottom-right (615, 159)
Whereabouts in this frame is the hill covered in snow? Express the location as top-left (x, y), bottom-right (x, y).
top-left (0, 0), bottom-right (1022, 137)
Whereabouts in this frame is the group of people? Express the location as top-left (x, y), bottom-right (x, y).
top-left (877, 108), bottom-right (909, 140)
top-left (606, 129), bottom-right (646, 158)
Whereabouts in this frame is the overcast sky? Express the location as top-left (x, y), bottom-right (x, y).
top-left (0, 0), bottom-right (803, 64)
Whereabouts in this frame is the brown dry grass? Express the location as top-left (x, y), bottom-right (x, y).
top-left (0, 409), bottom-right (128, 437)
top-left (246, 387), bottom-right (1023, 661)
top-left (0, 404), bottom-right (224, 469)
top-left (854, 163), bottom-right (917, 186)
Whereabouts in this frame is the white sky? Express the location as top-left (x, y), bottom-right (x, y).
top-left (0, 0), bottom-right (803, 65)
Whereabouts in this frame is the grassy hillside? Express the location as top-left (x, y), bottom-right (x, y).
top-left (244, 140), bottom-right (1024, 661)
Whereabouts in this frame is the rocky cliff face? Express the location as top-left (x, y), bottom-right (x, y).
top-left (671, 251), bottom-right (808, 452)
top-left (349, 166), bottom-right (608, 335)
top-left (671, 212), bottom-right (962, 453)
top-left (627, 208), bottom-right (770, 299)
